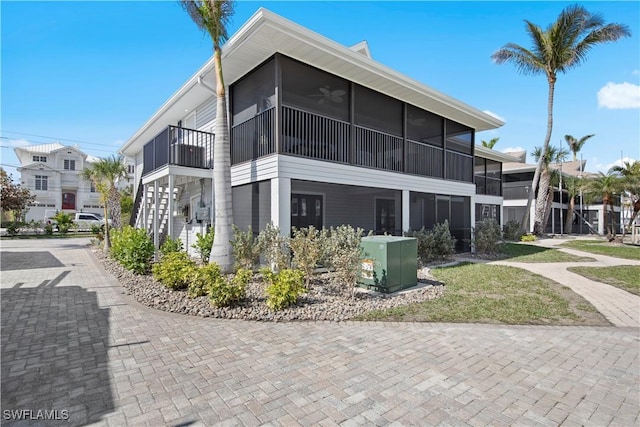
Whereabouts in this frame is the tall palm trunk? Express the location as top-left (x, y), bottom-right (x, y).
top-left (534, 166), bottom-right (553, 235)
top-left (565, 194), bottom-right (575, 234)
top-left (524, 77), bottom-right (556, 233)
top-left (210, 46), bottom-right (234, 272)
top-left (108, 187), bottom-right (121, 229)
top-left (542, 189), bottom-right (554, 234)
top-left (103, 201), bottom-right (111, 253)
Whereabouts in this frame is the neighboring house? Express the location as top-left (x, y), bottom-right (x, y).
top-left (120, 8), bottom-right (511, 255)
top-left (502, 153), bottom-right (620, 235)
top-left (14, 143), bottom-right (104, 222)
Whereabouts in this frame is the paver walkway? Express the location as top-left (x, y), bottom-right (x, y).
top-left (1, 238), bottom-right (638, 426)
top-left (492, 238), bottom-right (640, 328)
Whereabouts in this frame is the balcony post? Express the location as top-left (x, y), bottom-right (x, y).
top-left (275, 54), bottom-right (282, 154)
top-left (168, 174), bottom-right (175, 240)
top-left (153, 180), bottom-right (160, 255)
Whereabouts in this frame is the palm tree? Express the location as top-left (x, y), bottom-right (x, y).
top-left (610, 160), bottom-right (640, 233)
top-left (481, 137), bottom-right (499, 149)
top-left (583, 172), bottom-right (622, 238)
top-left (181, 0), bottom-right (235, 272)
top-left (564, 134), bottom-right (595, 162)
top-left (563, 134), bottom-right (594, 233)
top-left (82, 156), bottom-right (127, 252)
top-left (492, 5), bottom-right (630, 233)
top-left (532, 146), bottom-right (568, 234)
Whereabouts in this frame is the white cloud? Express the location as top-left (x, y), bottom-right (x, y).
top-left (6, 139), bottom-right (31, 148)
top-left (604, 157), bottom-right (638, 172)
top-left (483, 110), bottom-right (506, 122)
top-left (501, 146), bottom-right (525, 153)
top-left (597, 82), bottom-right (640, 109)
top-left (112, 139), bottom-right (124, 146)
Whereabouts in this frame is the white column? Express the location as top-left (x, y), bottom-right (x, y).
top-left (168, 174), bottom-right (175, 240)
top-left (470, 196), bottom-right (476, 253)
top-left (599, 207), bottom-right (605, 235)
top-left (402, 190), bottom-right (410, 233)
top-left (529, 203), bottom-right (535, 233)
top-left (271, 177), bottom-right (291, 235)
top-left (153, 181), bottom-right (159, 250)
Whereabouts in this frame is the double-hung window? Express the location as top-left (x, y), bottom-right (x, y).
top-left (32, 155), bottom-right (47, 162)
top-left (64, 159), bottom-right (76, 170)
top-left (35, 175), bottom-right (48, 191)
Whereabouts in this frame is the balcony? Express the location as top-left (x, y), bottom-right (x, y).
top-left (230, 106), bottom-right (472, 182)
top-left (142, 126), bottom-right (214, 175)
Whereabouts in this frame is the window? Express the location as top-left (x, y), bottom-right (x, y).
top-left (32, 155), bottom-right (47, 162)
top-left (90, 182), bottom-right (96, 193)
top-left (64, 159), bottom-right (76, 170)
top-left (35, 175), bottom-right (48, 191)
top-left (232, 57), bottom-right (276, 124)
top-left (127, 165), bottom-right (135, 174)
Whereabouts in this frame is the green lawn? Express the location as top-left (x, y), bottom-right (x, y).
top-left (358, 263), bottom-right (609, 325)
top-left (498, 243), bottom-right (595, 263)
top-left (568, 265), bottom-right (640, 296)
top-left (560, 240), bottom-right (640, 260)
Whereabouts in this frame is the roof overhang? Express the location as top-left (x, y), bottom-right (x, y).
top-left (474, 146), bottom-right (520, 163)
top-left (121, 8), bottom-right (504, 156)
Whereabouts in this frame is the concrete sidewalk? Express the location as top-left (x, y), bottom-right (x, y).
top-left (1, 238), bottom-right (638, 426)
top-left (493, 238), bottom-right (640, 328)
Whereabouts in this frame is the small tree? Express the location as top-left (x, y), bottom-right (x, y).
top-left (290, 226), bottom-right (327, 289)
top-left (0, 168), bottom-right (34, 223)
top-left (324, 225), bottom-right (365, 297)
top-left (257, 222), bottom-right (290, 272)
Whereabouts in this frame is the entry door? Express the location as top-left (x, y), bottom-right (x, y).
top-left (291, 194), bottom-right (323, 230)
top-left (62, 192), bottom-right (76, 210)
top-left (376, 199), bottom-right (396, 234)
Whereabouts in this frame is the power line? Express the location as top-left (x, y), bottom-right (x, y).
top-left (0, 141), bottom-right (117, 155)
top-left (0, 130), bottom-right (121, 150)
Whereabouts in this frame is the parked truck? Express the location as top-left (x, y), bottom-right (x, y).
top-left (45, 211), bottom-right (110, 231)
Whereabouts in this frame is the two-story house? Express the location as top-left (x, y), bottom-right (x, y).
top-left (121, 8), bottom-right (513, 254)
top-left (15, 142), bottom-right (104, 222)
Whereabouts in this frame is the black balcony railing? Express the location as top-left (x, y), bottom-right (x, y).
top-left (227, 105), bottom-right (474, 182)
top-left (281, 106), bottom-right (350, 164)
top-left (231, 107), bottom-right (276, 164)
top-left (142, 126), bottom-right (214, 175)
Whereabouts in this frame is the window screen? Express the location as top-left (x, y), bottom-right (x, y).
top-left (281, 56), bottom-right (349, 121)
top-left (406, 104), bottom-right (443, 146)
top-left (354, 85), bottom-right (402, 136)
top-left (232, 58), bottom-right (276, 125)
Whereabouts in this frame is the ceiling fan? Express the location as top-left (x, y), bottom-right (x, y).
top-left (310, 86), bottom-right (346, 104)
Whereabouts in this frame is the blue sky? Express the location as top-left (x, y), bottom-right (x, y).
top-left (2, 1), bottom-right (639, 182)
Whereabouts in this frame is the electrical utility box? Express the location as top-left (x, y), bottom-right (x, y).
top-left (359, 236), bottom-right (418, 293)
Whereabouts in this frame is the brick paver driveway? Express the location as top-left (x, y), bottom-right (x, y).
top-left (1, 239), bottom-right (638, 426)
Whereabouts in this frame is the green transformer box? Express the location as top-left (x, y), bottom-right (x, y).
top-left (359, 236), bottom-right (418, 293)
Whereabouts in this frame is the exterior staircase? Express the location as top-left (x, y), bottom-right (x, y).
top-left (134, 184), bottom-right (182, 245)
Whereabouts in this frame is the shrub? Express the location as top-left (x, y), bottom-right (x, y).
top-left (474, 219), bottom-right (502, 255)
top-left (230, 225), bottom-right (260, 270)
top-left (405, 221), bottom-right (456, 262)
top-left (188, 262), bottom-right (222, 298)
top-left (110, 226), bottom-right (155, 274)
top-left (207, 268), bottom-right (252, 307)
top-left (324, 225), bottom-right (365, 295)
top-left (28, 220), bottom-right (43, 235)
top-left (257, 222), bottom-right (290, 272)
top-left (520, 234), bottom-right (537, 242)
top-left (152, 251), bottom-right (196, 290)
top-left (44, 223), bottom-right (54, 235)
top-left (53, 212), bottom-right (74, 234)
top-left (432, 220), bottom-right (456, 259)
top-left (6, 222), bottom-right (20, 236)
top-left (405, 227), bottom-right (435, 263)
top-left (160, 236), bottom-right (184, 256)
top-left (263, 268), bottom-right (305, 311)
top-left (503, 220), bottom-right (524, 242)
top-left (192, 227), bottom-right (214, 263)
top-left (290, 226), bottom-right (327, 289)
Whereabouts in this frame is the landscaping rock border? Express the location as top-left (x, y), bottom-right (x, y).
top-left (94, 249), bottom-right (445, 322)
